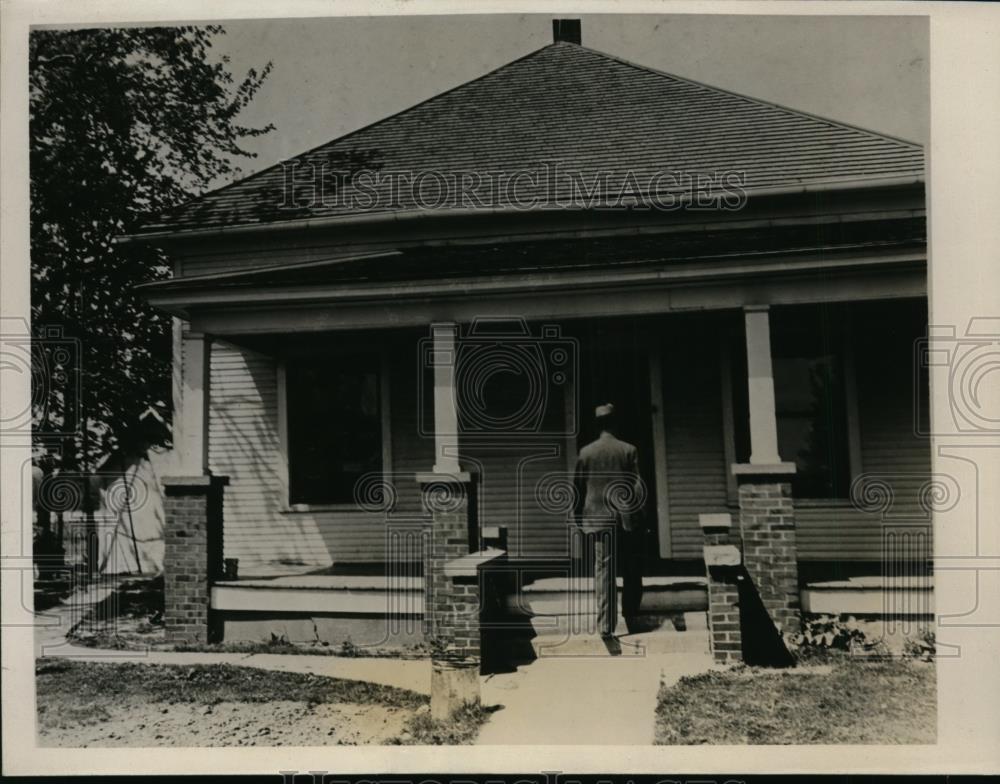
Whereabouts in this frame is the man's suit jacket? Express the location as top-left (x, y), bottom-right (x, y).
top-left (572, 432), bottom-right (644, 532)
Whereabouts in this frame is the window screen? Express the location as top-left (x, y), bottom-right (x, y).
top-left (286, 356), bottom-right (382, 505)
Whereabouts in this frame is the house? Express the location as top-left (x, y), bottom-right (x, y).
top-left (127, 20), bottom-right (930, 671)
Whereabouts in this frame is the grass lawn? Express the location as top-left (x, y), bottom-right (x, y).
top-left (36, 659), bottom-right (487, 746)
top-left (654, 656), bottom-right (936, 745)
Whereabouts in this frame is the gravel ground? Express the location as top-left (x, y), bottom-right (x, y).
top-left (39, 698), bottom-right (418, 747)
top-left (35, 659), bottom-right (436, 747)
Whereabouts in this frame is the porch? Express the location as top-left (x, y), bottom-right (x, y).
top-left (173, 296), bottom-right (932, 651)
top-left (137, 196), bottom-right (930, 672)
top-left (192, 298), bottom-right (929, 577)
top-left (206, 569), bottom-right (934, 656)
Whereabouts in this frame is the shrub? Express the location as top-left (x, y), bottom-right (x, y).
top-left (787, 614), bottom-right (886, 659)
top-left (903, 628), bottom-right (936, 661)
top-left (338, 639), bottom-right (362, 657)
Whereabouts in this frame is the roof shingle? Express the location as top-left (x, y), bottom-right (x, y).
top-left (138, 41), bottom-right (925, 235)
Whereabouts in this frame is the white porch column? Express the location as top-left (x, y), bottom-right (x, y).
top-left (171, 317), bottom-right (184, 452)
top-left (727, 306), bottom-right (801, 653)
top-left (431, 323), bottom-right (461, 474)
top-left (742, 305), bottom-right (782, 466)
top-left (422, 322), bottom-right (479, 719)
top-left (179, 330), bottom-right (211, 475)
top-left (648, 341), bottom-right (672, 559)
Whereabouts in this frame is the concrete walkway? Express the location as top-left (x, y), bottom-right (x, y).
top-left (34, 588), bottom-right (431, 696)
top-left (476, 648), bottom-right (713, 745)
top-left (37, 582), bottom-right (712, 742)
top-left (41, 626), bottom-right (709, 744)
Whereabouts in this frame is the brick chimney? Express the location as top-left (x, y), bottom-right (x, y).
top-left (552, 19), bottom-right (582, 45)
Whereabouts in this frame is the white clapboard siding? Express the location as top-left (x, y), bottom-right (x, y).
top-left (661, 323), bottom-right (731, 560)
top-left (209, 340), bottom-right (330, 572)
top-left (460, 439), bottom-right (572, 558)
top-left (795, 302), bottom-right (932, 560)
top-left (661, 302), bottom-right (931, 563)
top-left (208, 337), bottom-right (434, 572)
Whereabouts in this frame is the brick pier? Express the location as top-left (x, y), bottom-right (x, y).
top-left (699, 512), bottom-right (743, 664)
top-left (418, 472), bottom-right (482, 720)
top-left (700, 463), bottom-right (801, 664)
top-left (162, 475), bottom-right (228, 644)
top-left (734, 469), bottom-right (801, 638)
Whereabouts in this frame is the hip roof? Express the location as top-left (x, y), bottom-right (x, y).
top-left (135, 40), bottom-right (925, 238)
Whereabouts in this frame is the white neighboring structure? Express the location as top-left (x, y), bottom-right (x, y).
top-left (95, 445), bottom-right (178, 575)
top-left (93, 408), bottom-right (178, 576)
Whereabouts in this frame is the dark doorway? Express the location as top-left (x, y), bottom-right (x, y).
top-left (572, 319), bottom-right (661, 571)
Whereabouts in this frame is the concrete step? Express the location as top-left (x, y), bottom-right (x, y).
top-left (211, 575), bottom-right (423, 614)
top-left (507, 576), bottom-right (708, 616)
top-left (527, 609), bottom-right (707, 636)
top-left (510, 624), bottom-right (709, 658)
top-left (802, 575), bottom-right (934, 617)
top-left (528, 629), bottom-right (710, 657)
top-left (488, 611), bottom-right (710, 659)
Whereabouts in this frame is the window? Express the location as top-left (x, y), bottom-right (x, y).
top-left (285, 356), bottom-right (383, 506)
top-left (729, 305), bottom-right (855, 499)
top-left (773, 352), bottom-right (850, 498)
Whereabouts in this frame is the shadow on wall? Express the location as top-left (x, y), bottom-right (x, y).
top-left (210, 343), bottom-right (332, 572)
top-left (737, 566), bottom-right (796, 667)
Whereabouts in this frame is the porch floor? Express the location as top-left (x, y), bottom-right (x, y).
top-left (214, 575), bottom-right (422, 591)
top-left (802, 574), bottom-right (933, 617)
top-left (803, 575), bottom-right (933, 590)
top-left (211, 574), bottom-right (423, 614)
top-left (210, 572), bottom-right (933, 619)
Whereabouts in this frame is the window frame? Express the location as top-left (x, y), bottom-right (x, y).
top-left (720, 313), bottom-right (863, 505)
top-left (277, 350), bottom-right (392, 513)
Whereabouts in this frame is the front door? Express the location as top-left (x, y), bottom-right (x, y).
top-left (573, 320), bottom-right (662, 571)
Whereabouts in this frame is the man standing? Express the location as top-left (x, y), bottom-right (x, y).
top-left (572, 403), bottom-right (645, 638)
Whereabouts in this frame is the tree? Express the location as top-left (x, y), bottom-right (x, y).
top-left (29, 25), bottom-right (272, 471)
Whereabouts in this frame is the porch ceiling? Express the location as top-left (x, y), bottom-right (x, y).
top-left (153, 258), bottom-right (927, 336)
top-left (139, 216), bottom-right (925, 301)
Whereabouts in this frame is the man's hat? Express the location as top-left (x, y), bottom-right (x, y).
top-left (595, 403), bottom-right (615, 418)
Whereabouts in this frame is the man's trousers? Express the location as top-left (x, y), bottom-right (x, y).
top-left (590, 526), bottom-right (643, 636)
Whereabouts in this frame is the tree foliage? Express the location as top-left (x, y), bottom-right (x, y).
top-left (29, 25), bottom-right (272, 468)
